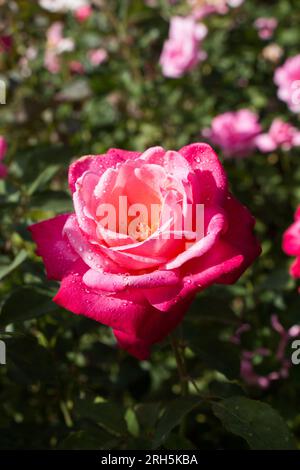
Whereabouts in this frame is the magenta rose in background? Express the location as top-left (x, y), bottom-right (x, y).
top-left (274, 54), bottom-right (300, 113)
top-left (254, 17), bottom-right (278, 40)
top-left (283, 207), bottom-right (300, 283)
top-left (44, 22), bottom-right (74, 74)
top-left (204, 109), bottom-right (262, 158)
top-left (256, 119), bottom-right (300, 153)
top-left (29, 144), bottom-right (261, 359)
top-left (159, 16), bottom-right (207, 78)
top-left (74, 4), bottom-right (92, 22)
top-left (0, 136), bottom-right (8, 179)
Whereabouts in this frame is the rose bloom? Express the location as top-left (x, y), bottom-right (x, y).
top-left (204, 109), bottom-right (262, 158)
top-left (256, 119), bottom-right (300, 153)
top-left (254, 17), bottom-right (278, 40)
top-left (74, 5), bottom-right (92, 22)
top-left (44, 22), bottom-right (74, 74)
top-left (283, 207), bottom-right (300, 282)
top-left (30, 144), bottom-right (260, 359)
top-left (159, 16), bottom-right (207, 78)
top-left (274, 54), bottom-right (300, 113)
top-left (0, 136), bottom-right (8, 179)
top-left (88, 48), bottom-right (108, 67)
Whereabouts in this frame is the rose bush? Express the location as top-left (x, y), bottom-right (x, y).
top-left (30, 143), bottom-right (260, 359)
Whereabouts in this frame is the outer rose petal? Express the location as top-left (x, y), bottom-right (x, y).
top-left (82, 267), bottom-right (181, 293)
top-left (53, 263), bottom-right (191, 359)
top-left (179, 143), bottom-right (228, 205)
top-left (68, 149), bottom-right (141, 193)
top-left (29, 214), bottom-right (79, 280)
top-left (290, 257), bottom-right (300, 278)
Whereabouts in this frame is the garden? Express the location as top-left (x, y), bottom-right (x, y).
top-left (1, 0), bottom-right (300, 451)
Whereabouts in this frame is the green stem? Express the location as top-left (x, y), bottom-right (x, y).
top-left (170, 334), bottom-right (189, 437)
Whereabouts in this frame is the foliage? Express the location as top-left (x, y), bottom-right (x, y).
top-left (0, 0), bottom-right (300, 450)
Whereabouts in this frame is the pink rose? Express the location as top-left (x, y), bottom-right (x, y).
top-left (254, 17), bottom-right (278, 40)
top-left (74, 5), bottom-right (92, 22)
top-left (29, 144), bottom-right (260, 359)
top-left (88, 48), bottom-right (108, 67)
top-left (256, 119), bottom-right (300, 152)
top-left (204, 109), bottom-right (262, 158)
top-left (283, 207), bottom-right (300, 281)
top-left (274, 54), bottom-right (300, 113)
top-left (0, 136), bottom-right (7, 179)
top-left (159, 16), bottom-right (207, 78)
top-left (44, 22), bottom-right (74, 74)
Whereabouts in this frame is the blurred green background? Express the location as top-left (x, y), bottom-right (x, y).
top-left (0, 0), bottom-right (300, 450)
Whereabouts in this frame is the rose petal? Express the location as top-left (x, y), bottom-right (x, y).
top-left (29, 213), bottom-right (79, 280)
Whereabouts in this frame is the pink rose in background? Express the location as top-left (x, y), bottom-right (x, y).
top-left (274, 54), bottom-right (300, 113)
top-left (0, 137), bottom-right (8, 179)
top-left (254, 17), bottom-right (278, 40)
top-left (283, 207), bottom-right (300, 282)
top-left (88, 48), bottom-right (108, 67)
top-left (256, 119), bottom-right (300, 152)
top-left (159, 16), bottom-right (207, 78)
top-left (44, 22), bottom-right (74, 74)
top-left (204, 109), bottom-right (262, 158)
top-left (29, 144), bottom-right (260, 359)
top-left (75, 5), bottom-right (92, 22)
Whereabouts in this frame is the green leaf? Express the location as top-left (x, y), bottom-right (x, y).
top-left (30, 190), bottom-right (72, 212)
top-left (59, 430), bottom-right (118, 450)
top-left (6, 335), bottom-right (57, 384)
top-left (27, 164), bottom-right (61, 195)
top-left (0, 250), bottom-right (27, 281)
top-left (135, 403), bottom-right (160, 433)
top-left (186, 322), bottom-right (240, 380)
top-left (75, 401), bottom-right (128, 437)
top-left (0, 287), bottom-right (56, 326)
top-left (212, 396), bottom-right (296, 450)
top-left (153, 397), bottom-right (201, 449)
